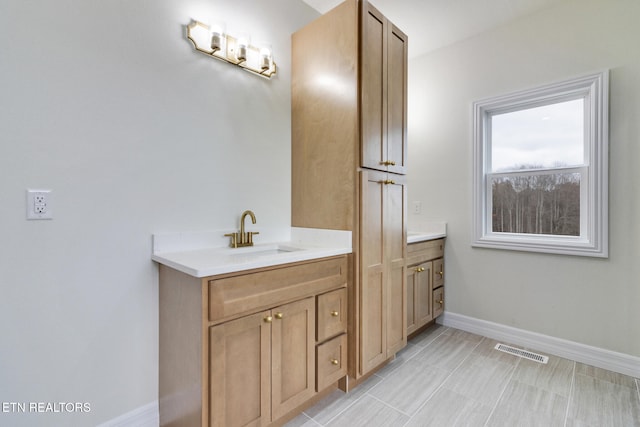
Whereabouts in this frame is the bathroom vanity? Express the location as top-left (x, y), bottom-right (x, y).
top-left (153, 230), bottom-right (352, 427)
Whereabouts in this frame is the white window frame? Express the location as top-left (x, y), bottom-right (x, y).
top-left (472, 71), bottom-right (608, 257)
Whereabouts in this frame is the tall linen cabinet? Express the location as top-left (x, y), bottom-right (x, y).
top-left (292, 0), bottom-right (408, 381)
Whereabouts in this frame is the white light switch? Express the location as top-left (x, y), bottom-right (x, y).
top-left (27, 189), bottom-right (53, 220)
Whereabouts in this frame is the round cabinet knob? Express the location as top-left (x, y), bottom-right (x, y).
top-left (438, 300), bottom-right (444, 305)
top-left (264, 316), bottom-right (273, 323)
top-left (438, 271), bottom-right (444, 276)
top-left (330, 359), bottom-right (339, 365)
top-left (330, 310), bottom-right (339, 317)
top-left (274, 312), bottom-right (283, 319)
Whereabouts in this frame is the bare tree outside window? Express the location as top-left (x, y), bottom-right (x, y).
top-left (491, 170), bottom-right (580, 236)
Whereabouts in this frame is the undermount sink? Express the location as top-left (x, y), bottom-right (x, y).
top-left (226, 244), bottom-right (304, 257)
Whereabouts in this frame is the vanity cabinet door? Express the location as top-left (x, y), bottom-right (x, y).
top-left (210, 297), bottom-right (316, 426)
top-left (415, 262), bottom-right (433, 328)
top-left (271, 297), bottom-right (316, 420)
top-left (406, 267), bottom-right (417, 334)
top-left (209, 310), bottom-right (271, 427)
top-left (433, 286), bottom-right (444, 319)
top-left (407, 261), bottom-right (433, 336)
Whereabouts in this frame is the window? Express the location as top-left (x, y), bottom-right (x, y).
top-left (472, 72), bottom-right (608, 257)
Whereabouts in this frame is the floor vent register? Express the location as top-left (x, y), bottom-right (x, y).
top-left (494, 343), bottom-right (549, 364)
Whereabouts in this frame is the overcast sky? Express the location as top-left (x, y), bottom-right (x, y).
top-left (491, 98), bottom-right (584, 172)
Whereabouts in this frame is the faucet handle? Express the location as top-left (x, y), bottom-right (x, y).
top-left (224, 233), bottom-right (238, 248)
top-left (247, 231), bottom-right (260, 245)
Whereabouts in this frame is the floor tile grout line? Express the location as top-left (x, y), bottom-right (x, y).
top-left (299, 412), bottom-right (322, 426)
top-left (412, 325), bottom-right (449, 348)
top-left (365, 326), bottom-right (449, 385)
top-left (562, 360), bottom-right (576, 427)
top-left (311, 391), bottom-right (366, 426)
top-left (482, 351), bottom-right (522, 427)
top-left (306, 373), bottom-right (386, 426)
top-left (396, 326), bottom-right (450, 369)
top-left (366, 393), bottom-right (413, 418)
top-left (401, 335), bottom-right (486, 427)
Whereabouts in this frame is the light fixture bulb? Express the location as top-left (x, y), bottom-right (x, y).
top-left (210, 23), bottom-right (224, 52)
top-left (259, 47), bottom-right (272, 70)
top-left (236, 35), bottom-right (249, 62)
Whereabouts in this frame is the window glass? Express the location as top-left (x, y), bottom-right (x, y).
top-left (491, 99), bottom-right (584, 171)
top-left (472, 71), bottom-right (608, 257)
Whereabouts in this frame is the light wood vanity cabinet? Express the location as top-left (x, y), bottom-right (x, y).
top-left (292, 0), bottom-right (408, 381)
top-left (406, 239), bottom-right (445, 336)
top-left (159, 255), bottom-right (349, 427)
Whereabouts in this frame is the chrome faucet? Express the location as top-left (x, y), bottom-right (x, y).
top-left (225, 210), bottom-right (259, 248)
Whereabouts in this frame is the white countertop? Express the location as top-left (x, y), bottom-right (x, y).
top-left (152, 228), bottom-right (352, 278)
top-left (152, 224), bottom-right (446, 277)
top-left (407, 222), bottom-right (447, 243)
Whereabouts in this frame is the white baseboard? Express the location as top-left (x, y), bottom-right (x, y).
top-left (97, 400), bottom-right (158, 427)
top-left (439, 311), bottom-right (640, 379)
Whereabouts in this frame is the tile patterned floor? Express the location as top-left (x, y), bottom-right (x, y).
top-left (285, 324), bottom-right (640, 427)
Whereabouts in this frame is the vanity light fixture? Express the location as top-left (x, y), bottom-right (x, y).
top-left (186, 20), bottom-right (277, 79)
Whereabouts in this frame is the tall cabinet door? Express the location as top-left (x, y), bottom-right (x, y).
top-left (386, 22), bottom-right (407, 175)
top-left (360, 1), bottom-right (387, 173)
top-left (209, 311), bottom-right (271, 427)
top-left (271, 297), bottom-right (316, 420)
top-left (360, 1), bottom-right (407, 175)
top-left (360, 170), bottom-right (387, 374)
top-left (360, 170), bottom-right (406, 375)
top-left (386, 176), bottom-right (407, 355)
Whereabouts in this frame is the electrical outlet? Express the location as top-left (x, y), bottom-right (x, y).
top-left (27, 189), bottom-right (53, 220)
top-left (412, 201), bottom-right (422, 215)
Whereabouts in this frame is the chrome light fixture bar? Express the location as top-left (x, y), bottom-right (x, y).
top-left (186, 20), bottom-right (276, 79)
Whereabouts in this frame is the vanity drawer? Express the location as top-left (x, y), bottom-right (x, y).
top-left (433, 286), bottom-right (444, 318)
top-left (316, 288), bottom-right (347, 342)
top-left (316, 333), bottom-right (347, 392)
top-left (433, 257), bottom-right (444, 288)
top-left (208, 256), bottom-right (348, 323)
top-left (406, 238), bottom-right (444, 266)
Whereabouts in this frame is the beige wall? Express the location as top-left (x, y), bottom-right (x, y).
top-left (408, 0), bottom-right (640, 357)
top-left (0, 1), bottom-right (317, 425)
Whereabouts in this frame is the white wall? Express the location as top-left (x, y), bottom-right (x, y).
top-left (408, 0), bottom-right (640, 358)
top-left (0, 0), bottom-right (317, 425)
